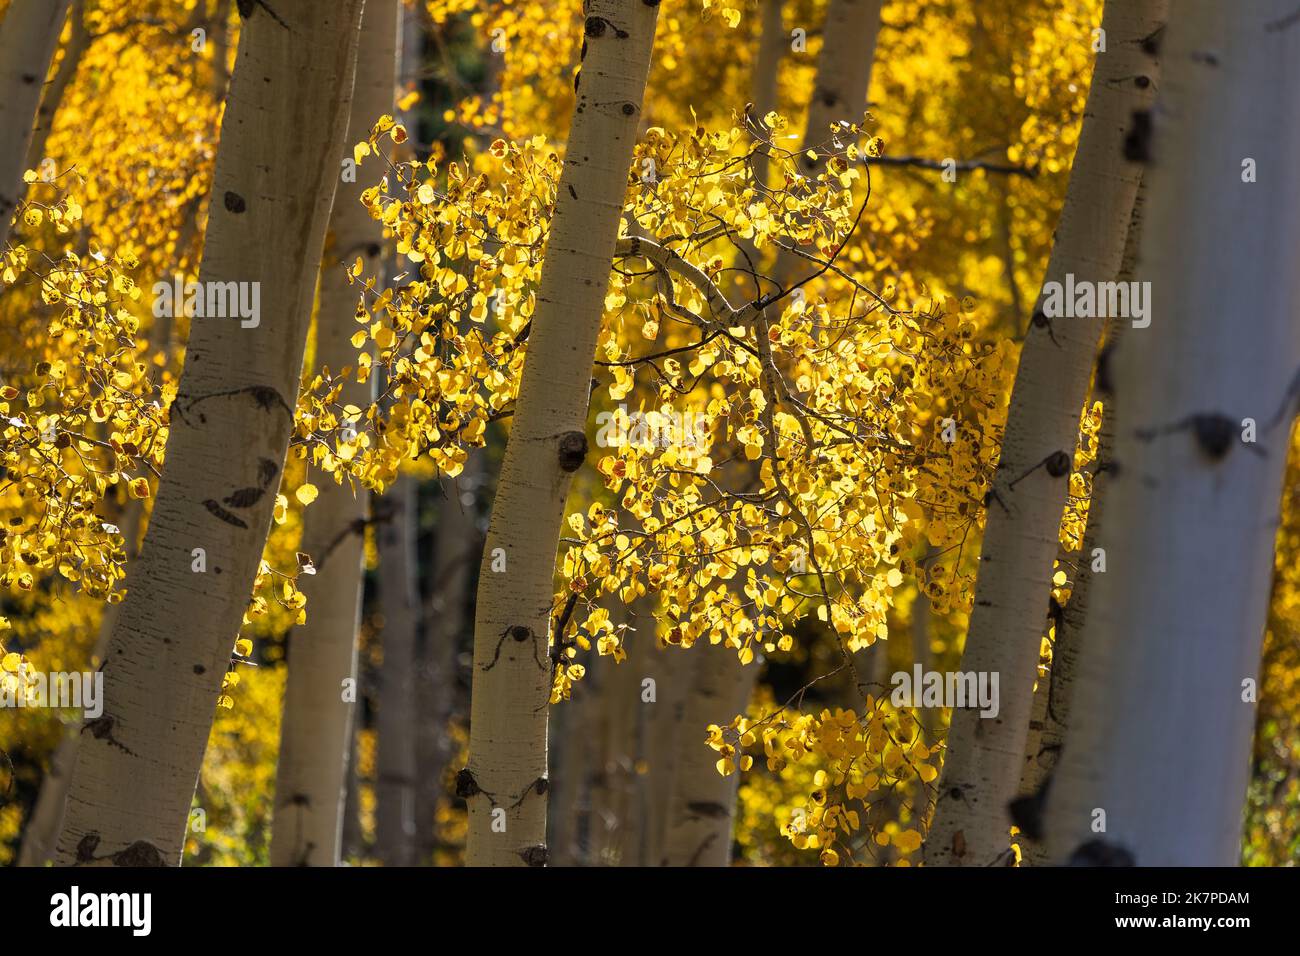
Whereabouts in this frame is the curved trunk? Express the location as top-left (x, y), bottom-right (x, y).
top-left (463, 0), bottom-right (661, 867)
top-left (0, 0), bottom-right (73, 248)
top-left (1043, 0), bottom-right (1300, 866)
top-left (925, 0), bottom-right (1165, 867)
top-left (54, 0), bottom-right (365, 867)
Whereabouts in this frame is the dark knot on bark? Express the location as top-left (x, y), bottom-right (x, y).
top-left (557, 430), bottom-right (588, 472)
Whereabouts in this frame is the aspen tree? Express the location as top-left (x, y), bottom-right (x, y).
top-left (417, 473), bottom-right (477, 863)
top-left (651, 0), bottom-right (796, 865)
top-left (733, 0), bottom-right (784, 289)
top-left (1014, 181), bottom-right (1144, 866)
top-left (1044, 0), bottom-right (1300, 866)
top-left (18, 294), bottom-right (180, 868)
top-left (772, 0), bottom-right (882, 285)
top-left (17, 500), bottom-right (142, 867)
top-left (269, 0), bottom-right (398, 868)
top-left (462, 0), bottom-right (661, 867)
top-left (0, 0), bottom-right (73, 249)
top-left (53, 0), bottom-right (365, 867)
top-left (22, 0), bottom-right (86, 176)
top-left (661, 639), bottom-right (755, 866)
top-left (925, 0), bottom-right (1165, 867)
top-left (641, 632), bottom-right (689, 865)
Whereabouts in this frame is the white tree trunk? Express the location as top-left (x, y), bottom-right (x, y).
top-left (22, 0), bottom-right (85, 175)
top-left (772, 0), bottom-right (882, 285)
top-left (1043, 0), bottom-right (1300, 866)
top-left (268, 0), bottom-right (397, 868)
top-left (925, 0), bottom-right (1165, 867)
top-left (0, 0), bottom-right (72, 249)
top-left (463, 0), bottom-right (661, 867)
top-left (17, 497), bottom-right (143, 867)
top-left (734, 0), bottom-right (785, 291)
top-left (661, 640), bottom-right (756, 866)
top-left (53, 0), bottom-right (365, 867)
top-left (1015, 180), bottom-right (1145, 866)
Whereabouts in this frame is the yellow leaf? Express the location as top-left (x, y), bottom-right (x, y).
top-left (296, 483), bottom-right (319, 506)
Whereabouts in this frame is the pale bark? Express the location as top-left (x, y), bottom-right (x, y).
top-left (267, 0), bottom-right (397, 868)
top-left (924, 0), bottom-right (1165, 867)
top-left (22, 0), bottom-right (86, 175)
top-left (1043, 0), bottom-right (1300, 866)
top-left (641, 635), bottom-right (689, 866)
top-left (0, 0), bottom-right (72, 249)
top-left (735, 0), bottom-right (784, 290)
top-left (19, 289), bottom-right (178, 867)
top-left (585, 595), bottom-right (653, 865)
top-left (54, 0), bottom-right (365, 867)
top-left (661, 640), bottom-right (756, 866)
top-left (375, 476), bottom-right (420, 866)
top-left (463, 0), bottom-right (661, 867)
top-left (17, 498), bottom-right (143, 867)
top-left (773, 0), bottom-right (882, 285)
top-left (1014, 181), bottom-right (1144, 865)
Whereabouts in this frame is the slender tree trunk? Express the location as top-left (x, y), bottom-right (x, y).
top-left (463, 0), bottom-right (661, 867)
top-left (375, 476), bottom-right (420, 866)
top-left (340, 724), bottom-right (364, 859)
top-left (584, 595), bottom-right (652, 865)
top-left (210, 0), bottom-right (233, 100)
top-left (924, 0), bottom-right (1165, 867)
top-left (641, 633), bottom-right (688, 866)
top-left (547, 673), bottom-right (595, 866)
top-left (53, 0), bottom-right (365, 867)
top-left (1015, 180), bottom-right (1144, 865)
top-left (911, 544), bottom-right (938, 741)
top-left (0, 0), bottom-right (72, 249)
top-left (772, 0), bottom-right (882, 285)
top-left (268, 0), bottom-right (397, 868)
top-left (735, 0), bottom-right (784, 291)
top-left (22, 0), bottom-right (86, 175)
top-left (661, 640), bottom-right (755, 866)
top-left (1043, 0), bottom-right (1300, 866)
top-left (416, 471), bottom-right (477, 863)
top-left (18, 498), bottom-right (144, 867)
